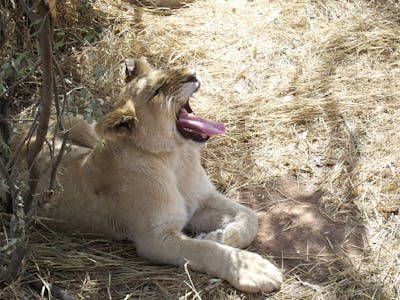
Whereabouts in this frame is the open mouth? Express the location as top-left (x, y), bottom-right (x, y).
top-left (176, 101), bottom-right (226, 143)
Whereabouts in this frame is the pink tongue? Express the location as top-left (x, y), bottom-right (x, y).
top-left (178, 108), bottom-right (226, 136)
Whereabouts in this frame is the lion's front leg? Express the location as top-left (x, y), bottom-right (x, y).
top-left (185, 192), bottom-right (258, 249)
top-left (134, 230), bottom-right (282, 293)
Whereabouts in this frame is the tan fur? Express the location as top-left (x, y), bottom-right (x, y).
top-left (61, 115), bottom-right (98, 148)
top-left (19, 58), bottom-right (282, 293)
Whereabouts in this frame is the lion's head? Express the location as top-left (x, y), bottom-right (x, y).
top-left (97, 58), bottom-right (225, 153)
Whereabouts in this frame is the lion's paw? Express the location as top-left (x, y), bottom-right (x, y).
top-left (195, 224), bottom-right (252, 248)
top-left (225, 250), bottom-right (282, 293)
top-left (196, 228), bottom-right (242, 247)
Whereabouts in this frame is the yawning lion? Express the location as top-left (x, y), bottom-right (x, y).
top-left (15, 58), bottom-right (282, 293)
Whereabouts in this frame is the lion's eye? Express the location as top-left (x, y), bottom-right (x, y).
top-left (148, 86), bottom-right (162, 102)
top-left (153, 86), bottom-right (161, 97)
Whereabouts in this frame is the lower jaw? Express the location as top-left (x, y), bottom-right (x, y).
top-left (176, 125), bottom-right (210, 143)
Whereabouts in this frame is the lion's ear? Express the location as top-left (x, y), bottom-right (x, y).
top-left (96, 101), bottom-right (136, 139)
top-left (124, 57), bottom-right (153, 83)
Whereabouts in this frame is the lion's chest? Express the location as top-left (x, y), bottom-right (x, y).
top-left (172, 147), bottom-right (214, 215)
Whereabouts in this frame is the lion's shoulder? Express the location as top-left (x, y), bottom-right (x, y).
top-left (62, 115), bottom-right (99, 149)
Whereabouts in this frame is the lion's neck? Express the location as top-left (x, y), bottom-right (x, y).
top-left (133, 133), bottom-right (177, 154)
top-left (99, 136), bottom-right (186, 156)
top-left (131, 123), bottom-right (188, 154)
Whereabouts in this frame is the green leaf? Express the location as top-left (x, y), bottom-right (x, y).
top-left (2, 62), bottom-right (10, 70)
top-left (94, 65), bottom-right (106, 79)
top-left (55, 30), bottom-right (65, 37)
top-left (83, 114), bottom-right (93, 124)
top-left (55, 179), bottom-right (64, 192)
top-left (15, 52), bottom-right (27, 66)
top-left (32, 17), bottom-right (44, 26)
top-left (0, 82), bottom-right (5, 94)
top-left (16, 67), bottom-right (26, 80)
top-left (65, 142), bottom-right (72, 153)
top-left (16, 207), bottom-right (25, 220)
top-left (85, 31), bottom-right (97, 44)
top-left (94, 107), bottom-right (103, 120)
top-left (54, 40), bottom-right (64, 50)
top-left (28, 60), bottom-right (36, 71)
top-left (67, 94), bottom-right (74, 106)
top-left (0, 180), bottom-right (10, 193)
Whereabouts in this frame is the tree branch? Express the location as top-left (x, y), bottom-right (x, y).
top-left (4, 243), bottom-right (25, 283)
top-left (8, 109), bottom-right (39, 173)
top-left (52, 55), bottom-right (68, 124)
top-left (48, 132), bottom-right (68, 191)
top-left (48, 55), bottom-right (69, 193)
top-left (0, 96), bottom-right (12, 212)
top-left (0, 10), bottom-right (6, 48)
top-left (0, 157), bottom-right (18, 202)
top-left (25, 6), bottom-right (53, 213)
top-left (4, 3), bottom-right (54, 287)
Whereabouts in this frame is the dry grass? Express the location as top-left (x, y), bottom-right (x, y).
top-left (1, 0), bottom-right (400, 299)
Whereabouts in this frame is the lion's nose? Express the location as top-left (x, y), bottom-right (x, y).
top-left (185, 72), bottom-right (198, 83)
top-left (180, 69), bottom-right (201, 87)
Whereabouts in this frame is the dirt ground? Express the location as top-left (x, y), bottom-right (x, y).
top-left (241, 177), bottom-right (365, 283)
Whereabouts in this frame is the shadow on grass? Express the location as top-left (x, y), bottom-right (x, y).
top-left (240, 177), bottom-right (365, 284)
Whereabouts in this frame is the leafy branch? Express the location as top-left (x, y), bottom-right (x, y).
top-left (0, 1), bottom-right (75, 298)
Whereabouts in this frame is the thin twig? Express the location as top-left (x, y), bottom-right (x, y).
top-left (0, 10), bottom-right (6, 48)
top-left (0, 95), bottom-right (12, 212)
top-left (52, 55), bottom-right (69, 122)
top-left (5, 242), bottom-right (26, 283)
top-left (17, 0), bottom-right (36, 25)
top-left (48, 55), bottom-right (69, 193)
top-left (183, 260), bottom-right (202, 300)
top-left (48, 132), bottom-right (69, 192)
top-left (8, 109), bottom-right (39, 176)
top-left (50, 75), bottom-right (59, 180)
top-left (0, 97), bottom-right (11, 151)
top-left (0, 59), bottom-right (42, 99)
top-left (0, 158), bottom-right (18, 201)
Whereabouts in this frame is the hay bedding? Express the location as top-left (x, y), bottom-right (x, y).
top-left (1, 0), bottom-right (400, 299)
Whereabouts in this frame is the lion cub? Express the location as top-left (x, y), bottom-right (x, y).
top-left (28, 58), bottom-right (282, 293)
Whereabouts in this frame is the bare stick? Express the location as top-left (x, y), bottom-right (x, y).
top-left (48, 55), bottom-right (69, 193)
top-left (0, 94), bottom-right (12, 212)
top-left (8, 109), bottom-right (39, 173)
top-left (25, 14), bottom-right (53, 166)
top-left (25, 9), bottom-right (54, 212)
top-left (0, 158), bottom-right (18, 201)
top-left (4, 243), bottom-right (25, 283)
top-left (56, 67), bottom-right (68, 119)
top-left (0, 11), bottom-right (5, 48)
top-left (48, 132), bottom-right (68, 192)
top-left (52, 55), bottom-right (69, 120)
top-left (4, 1), bottom-right (58, 289)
